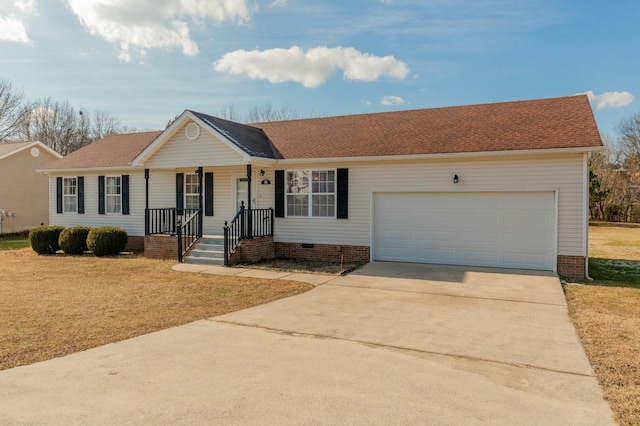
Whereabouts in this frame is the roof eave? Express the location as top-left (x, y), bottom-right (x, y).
top-left (0, 141), bottom-right (62, 161)
top-left (38, 165), bottom-right (143, 174)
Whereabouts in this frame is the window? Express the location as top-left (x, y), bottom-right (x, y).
top-left (185, 174), bottom-right (200, 210)
top-left (286, 170), bottom-right (335, 217)
top-left (105, 176), bottom-right (121, 213)
top-left (63, 177), bottom-right (77, 213)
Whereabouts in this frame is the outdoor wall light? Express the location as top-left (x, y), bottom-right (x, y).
top-left (453, 174), bottom-right (459, 184)
top-left (260, 169), bottom-right (266, 176)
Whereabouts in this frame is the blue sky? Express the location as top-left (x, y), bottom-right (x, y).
top-left (0, 0), bottom-right (638, 136)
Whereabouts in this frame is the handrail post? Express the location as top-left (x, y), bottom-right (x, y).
top-left (177, 219), bottom-right (183, 262)
top-left (270, 208), bottom-right (274, 236)
top-left (239, 201), bottom-right (245, 240)
top-left (144, 208), bottom-right (149, 235)
top-left (223, 221), bottom-right (229, 266)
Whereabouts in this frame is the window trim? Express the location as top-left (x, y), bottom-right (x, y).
top-left (105, 175), bottom-right (122, 214)
top-left (62, 177), bottom-right (77, 214)
top-left (184, 173), bottom-right (200, 211)
top-left (285, 169), bottom-right (336, 218)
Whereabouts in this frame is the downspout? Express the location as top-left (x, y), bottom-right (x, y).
top-left (585, 152), bottom-right (593, 281)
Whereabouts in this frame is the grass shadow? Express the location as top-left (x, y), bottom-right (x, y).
top-left (585, 257), bottom-right (640, 289)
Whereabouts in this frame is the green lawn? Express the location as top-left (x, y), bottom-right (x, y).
top-left (0, 237), bottom-right (30, 250)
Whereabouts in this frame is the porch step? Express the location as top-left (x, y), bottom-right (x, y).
top-left (184, 235), bottom-right (226, 266)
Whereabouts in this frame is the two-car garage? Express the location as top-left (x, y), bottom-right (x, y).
top-left (373, 191), bottom-right (556, 271)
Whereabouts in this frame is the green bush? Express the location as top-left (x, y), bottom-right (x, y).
top-left (87, 226), bottom-right (128, 256)
top-left (29, 226), bottom-right (65, 255)
top-left (58, 226), bottom-right (91, 255)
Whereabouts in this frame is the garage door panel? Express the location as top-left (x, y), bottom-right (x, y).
top-left (374, 192), bottom-right (556, 271)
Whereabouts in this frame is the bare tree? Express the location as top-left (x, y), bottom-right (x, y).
top-left (0, 78), bottom-right (30, 142)
top-left (91, 109), bottom-right (122, 140)
top-left (619, 113), bottom-right (640, 171)
top-left (245, 101), bottom-right (302, 123)
top-left (20, 97), bottom-right (90, 155)
top-left (216, 104), bottom-right (241, 122)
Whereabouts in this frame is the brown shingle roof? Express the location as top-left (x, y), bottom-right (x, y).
top-left (44, 131), bottom-right (161, 170)
top-left (0, 141), bottom-right (32, 158)
top-left (251, 95), bottom-right (602, 159)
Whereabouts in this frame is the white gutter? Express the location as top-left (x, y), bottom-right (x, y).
top-left (271, 145), bottom-right (605, 165)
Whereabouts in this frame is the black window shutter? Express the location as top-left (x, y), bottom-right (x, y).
top-left (77, 176), bottom-right (84, 214)
top-left (122, 175), bottom-right (130, 215)
top-left (98, 175), bottom-right (105, 215)
top-left (336, 168), bottom-right (348, 219)
top-left (275, 170), bottom-right (285, 218)
top-left (176, 173), bottom-right (184, 215)
top-left (56, 177), bottom-right (62, 213)
top-left (204, 172), bottom-right (214, 216)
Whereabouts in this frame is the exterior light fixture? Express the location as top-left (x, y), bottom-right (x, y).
top-left (260, 169), bottom-right (266, 176)
top-left (453, 174), bottom-right (459, 184)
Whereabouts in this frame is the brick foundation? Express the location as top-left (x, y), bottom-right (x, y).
top-left (229, 236), bottom-right (275, 265)
top-left (557, 255), bottom-right (585, 279)
top-left (144, 235), bottom-right (178, 260)
top-left (275, 242), bottom-right (370, 265)
top-left (125, 236), bottom-right (145, 253)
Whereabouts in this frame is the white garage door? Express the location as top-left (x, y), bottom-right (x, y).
top-left (373, 192), bottom-right (556, 271)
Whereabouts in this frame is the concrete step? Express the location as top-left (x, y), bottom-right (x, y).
top-left (184, 256), bottom-right (225, 266)
top-left (194, 243), bottom-right (224, 251)
top-left (189, 249), bottom-right (224, 259)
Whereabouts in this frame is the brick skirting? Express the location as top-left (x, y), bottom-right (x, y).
top-left (144, 235), bottom-right (178, 260)
top-left (557, 255), bottom-right (585, 279)
top-left (275, 242), bottom-right (370, 265)
top-left (125, 236), bottom-right (145, 253)
top-left (229, 236), bottom-right (275, 265)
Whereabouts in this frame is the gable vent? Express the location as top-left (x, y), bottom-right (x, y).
top-left (185, 122), bottom-right (200, 140)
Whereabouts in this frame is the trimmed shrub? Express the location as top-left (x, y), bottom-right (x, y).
top-left (29, 226), bottom-right (65, 255)
top-left (87, 226), bottom-right (128, 257)
top-left (58, 226), bottom-right (91, 255)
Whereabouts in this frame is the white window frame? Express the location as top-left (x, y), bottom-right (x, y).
top-left (286, 169), bottom-right (336, 218)
top-left (185, 173), bottom-right (200, 211)
top-left (105, 175), bottom-right (122, 214)
top-left (63, 177), bottom-right (77, 214)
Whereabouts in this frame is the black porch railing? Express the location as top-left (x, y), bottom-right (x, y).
top-left (145, 208), bottom-right (199, 235)
top-left (223, 202), bottom-right (274, 266)
top-left (177, 209), bottom-right (202, 262)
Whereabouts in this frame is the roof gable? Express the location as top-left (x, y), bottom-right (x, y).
top-left (251, 95), bottom-right (602, 159)
top-left (0, 141), bottom-right (62, 162)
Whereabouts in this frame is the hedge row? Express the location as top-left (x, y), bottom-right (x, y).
top-left (29, 226), bottom-right (128, 256)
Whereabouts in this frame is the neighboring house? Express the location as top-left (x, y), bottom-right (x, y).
top-left (0, 141), bottom-right (62, 234)
top-left (41, 95), bottom-right (603, 278)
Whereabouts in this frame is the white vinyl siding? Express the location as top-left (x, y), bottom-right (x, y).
top-left (50, 171), bottom-right (145, 236)
top-left (273, 153), bottom-right (587, 257)
top-left (144, 121), bottom-right (245, 169)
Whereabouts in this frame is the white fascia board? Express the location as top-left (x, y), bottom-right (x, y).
top-left (0, 141), bottom-right (62, 161)
top-left (271, 146), bottom-right (605, 165)
top-left (130, 110), bottom-right (252, 166)
top-left (31, 141), bottom-right (63, 159)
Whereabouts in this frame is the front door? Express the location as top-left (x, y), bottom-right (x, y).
top-left (235, 177), bottom-right (256, 212)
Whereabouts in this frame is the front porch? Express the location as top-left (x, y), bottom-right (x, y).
top-left (142, 165), bottom-right (274, 265)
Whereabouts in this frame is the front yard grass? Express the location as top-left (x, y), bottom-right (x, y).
top-left (564, 224), bottom-right (640, 426)
top-left (0, 236), bottom-right (29, 250)
top-left (0, 249), bottom-right (311, 372)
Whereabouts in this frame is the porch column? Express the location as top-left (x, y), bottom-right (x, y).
top-left (197, 166), bottom-right (203, 237)
top-left (246, 164), bottom-right (253, 239)
top-left (144, 168), bottom-right (149, 235)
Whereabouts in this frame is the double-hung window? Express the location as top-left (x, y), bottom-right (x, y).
top-left (63, 177), bottom-right (77, 213)
top-left (185, 174), bottom-right (200, 210)
top-left (106, 176), bottom-right (121, 214)
top-left (286, 170), bottom-right (335, 217)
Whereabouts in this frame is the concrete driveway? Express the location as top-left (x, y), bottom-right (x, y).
top-left (0, 262), bottom-right (614, 425)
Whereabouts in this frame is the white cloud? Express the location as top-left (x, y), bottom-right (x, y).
top-left (381, 95), bottom-right (405, 106)
top-left (580, 90), bottom-right (635, 111)
top-left (14, 0), bottom-right (38, 15)
top-left (0, 14), bottom-right (32, 45)
top-left (213, 46), bottom-right (409, 88)
top-left (65, 0), bottom-right (251, 62)
top-left (270, 0), bottom-right (287, 7)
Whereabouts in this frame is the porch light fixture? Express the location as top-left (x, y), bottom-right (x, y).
top-left (260, 169), bottom-right (265, 176)
top-left (453, 174), bottom-right (459, 184)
